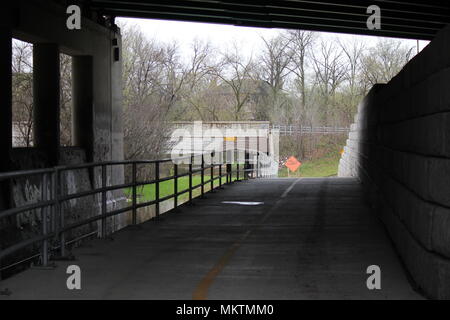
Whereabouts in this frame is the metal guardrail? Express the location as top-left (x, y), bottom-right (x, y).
top-left (0, 151), bottom-right (269, 273)
top-left (271, 125), bottom-right (350, 135)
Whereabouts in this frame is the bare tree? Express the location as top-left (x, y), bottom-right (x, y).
top-left (11, 40), bottom-right (33, 147)
top-left (121, 25), bottom-right (176, 163)
top-left (311, 40), bottom-right (348, 125)
top-left (12, 41), bottom-right (74, 148)
top-left (285, 30), bottom-right (316, 129)
top-left (340, 39), bottom-right (366, 96)
top-left (361, 38), bottom-right (414, 86)
top-left (286, 30), bottom-right (315, 110)
top-left (256, 34), bottom-right (295, 122)
top-left (215, 43), bottom-right (258, 120)
top-left (179, 39), bottom-right (224, 121)
top-left (260, 34), bottom-right (293, 94)
top-left (338, 39), bottom-right (367, 125)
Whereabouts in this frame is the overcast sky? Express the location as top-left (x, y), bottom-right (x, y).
top-left (117, 17), bottom-right (429, 58)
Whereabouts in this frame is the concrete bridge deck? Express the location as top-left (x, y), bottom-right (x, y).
top-left (0, 178), bottom-right (421, 299)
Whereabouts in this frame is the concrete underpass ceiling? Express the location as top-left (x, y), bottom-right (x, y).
top-left (86, 0), bottom-right (450, 40)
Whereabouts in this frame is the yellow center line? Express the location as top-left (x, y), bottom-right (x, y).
top-left (192, 179), bottom-right (300, 300)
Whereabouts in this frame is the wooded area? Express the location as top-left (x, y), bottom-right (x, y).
top-left (120, 24), bottom-right (416, 163)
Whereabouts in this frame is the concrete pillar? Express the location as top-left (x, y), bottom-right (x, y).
top-left (33, 43), bottom-right (60, 165)
top-left (0, 27), bottom-right (12, 211)
top-left (0, 28), bottom-right (12, 171)
top-left (72, 56), bottom-right (93, 162)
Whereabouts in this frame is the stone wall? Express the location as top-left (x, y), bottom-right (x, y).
top-left (339, 24), bottom-right (450, 299)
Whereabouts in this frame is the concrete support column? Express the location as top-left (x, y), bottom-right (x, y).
top-left (0, 27), bottom-right (12, 211)
top-left (0, 28), bottom-right (12, 171)
top-left (72, 56), bottom-right (93, 162)
top-left (33, 43), bottom-right (60, 165)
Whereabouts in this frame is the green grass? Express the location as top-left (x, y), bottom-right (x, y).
top-left (278, 155), bottom-right (340, 178)
top-left (125, 172), bottom-right (241, 203)
top-left (134, 175), bottom-right (212, 202)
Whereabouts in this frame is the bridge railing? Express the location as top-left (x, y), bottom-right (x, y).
top-left (0, 151), bottom-right (270, 273)
top-left (271, 125), bottom-right (350, 135)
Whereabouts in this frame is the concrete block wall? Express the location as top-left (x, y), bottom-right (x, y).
top-left (339, 24), bottom-right (450, 299)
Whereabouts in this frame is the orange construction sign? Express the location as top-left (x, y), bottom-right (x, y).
top-left (285, 156), bottom-right (301, 172)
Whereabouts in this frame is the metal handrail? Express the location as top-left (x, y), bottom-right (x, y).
top-left (270, 125), bottom-right (350, 135)
top-left (0, 150), bottom-right (270, 272)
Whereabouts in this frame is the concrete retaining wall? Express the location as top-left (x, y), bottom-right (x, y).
top-left (339, 24), bottom-right (450, 299)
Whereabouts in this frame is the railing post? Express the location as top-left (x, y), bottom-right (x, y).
top-left (50, 170), bottom-right (56, 234)
top-left (41, 173), bottom-right (49, 266)
top-left (237, 163), bottom-right (240, 181)
top-left (201, 154), bottom-right (204, 198)
top-left (101, 164), bottom-right (107, 238)
top-left (256, 151), bottom-right (260, 178)
top-left (155, 161), bottom-right (160, 218)
top-left (54, 168), bottom-right (66, 258)
top-left (174, 163), bottom-right (178, 209)
top-left (244, 145), bottom-right (249, 180)
top-left (210, 152), bottom-right (214, 192)
top-left (132, 162), bottom-right (137, 225)
top-left (225, 164), bottom-right (228, 184)
top-left (189, 155), bottom-right (193, 204)
top-left (227, 163), bottom-right (231, 184)
top-left (219, 164), bottom-right (222, 188)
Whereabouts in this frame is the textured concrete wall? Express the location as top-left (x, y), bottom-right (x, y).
top-left (339, 25), bottom-right (450, 299)
top-left (1, 148), bottom-right (97, 270)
